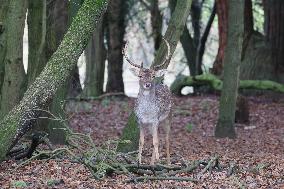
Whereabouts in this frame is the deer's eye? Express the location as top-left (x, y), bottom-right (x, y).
top-left (138, 75), bottom-right (142, 78)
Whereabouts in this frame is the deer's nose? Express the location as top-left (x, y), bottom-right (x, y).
top-left (144, 83), bottom-right (151, 89)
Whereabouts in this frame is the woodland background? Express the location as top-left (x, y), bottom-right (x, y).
top-left (0, 0), bottom-right (283, 188)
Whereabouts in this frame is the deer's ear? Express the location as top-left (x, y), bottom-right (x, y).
top-left (130, 68), bottom-right (140, 76)
top-left (155, 69), bottom-right (167, 77)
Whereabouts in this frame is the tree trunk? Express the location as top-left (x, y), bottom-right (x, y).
top-left (211, 0), bottom-right (228, 75)
top-left (149, 0), bottom-right (163, 51)
top-left (169, 0), bottom-right (197, 76)
top-left (0, 0), bottom-right (9, 96)
top-left (117, 0), bottom-right (193, 152)
top-left (27, 0), bottom-right (47, 85)
top-left (196, 2), bottom-right (216, 73)
top-left (263, 0), bottom-right (284, 82)
top-left (67, 0), bottom-right (83, 98)
top-left (0, 0), bottom-right (108, 162)
top-left (215, 0), bottom-right (244, 138)
top-left (191, 0), bottom-right (202, 48)
top-left (0, 0), bottom-right (27, 119)
top-left (84, 17), bottom-right (106, 97)
top-left (106, 0), bottom-right (127, 93)
top-left (45, 0), bottom-right (69, 144)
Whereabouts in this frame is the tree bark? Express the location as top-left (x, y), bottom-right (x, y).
top-left (0, 0), bottom-right (27, 119)
top-left (211, 0), bottom-right (228, 75)
top-left (196, 2), bottom-right (216, 74)
top-left (0, 0), bottom-right (9, 97)
top-left (27, 0), bottom-right (47, 85)
top-left (67, 0), bottom-right (83, 98)
top-left (45, 0), bottom-right (70, 144)
top-left (118, 0), bottom-right (193, 152)
top-left (263, 0), bottom-right (284, 82)
top-left (0, 0), bottom-right (108, 162)
top-left (106, 0), bottom-right (127, 93)
top-left (149, 0), bottom-right (163, 51)
top-left (84, 17), bottom-right (106, 97)
top-left (215, 0), bottom-right (244, 138)
top-left (169, 0), bottom-right (197, 76)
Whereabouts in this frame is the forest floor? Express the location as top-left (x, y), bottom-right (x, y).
top-left (0, 95), bottom-right (283, 188)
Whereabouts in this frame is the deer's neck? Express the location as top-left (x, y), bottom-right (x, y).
top-left (138, 87), bottom-right (156, 100)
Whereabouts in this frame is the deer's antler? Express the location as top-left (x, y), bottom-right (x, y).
top-left (122, 41), bottom-right (143, 69)
top-left (154, 38), bottom-right (171, 70)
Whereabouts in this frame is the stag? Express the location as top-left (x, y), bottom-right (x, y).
top-left (122, 39), bottom-right (172, 165)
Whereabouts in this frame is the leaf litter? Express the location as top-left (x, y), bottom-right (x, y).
top-left (0, 95), bottom-right (283, 188)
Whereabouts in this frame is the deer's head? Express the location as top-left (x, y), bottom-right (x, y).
top-left (123, 38), bottom-right (171, 92)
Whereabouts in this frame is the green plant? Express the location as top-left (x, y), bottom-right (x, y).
top-left (12, 180), bottom-right (27, 188)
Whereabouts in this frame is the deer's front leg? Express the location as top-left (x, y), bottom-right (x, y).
top-left (151, 124), bottom-right (159, 165)
top-left (138, 126), bottom-right (145, 164)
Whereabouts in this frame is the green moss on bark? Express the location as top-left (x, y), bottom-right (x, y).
top-left (0, 0), bottom-right (108, 162)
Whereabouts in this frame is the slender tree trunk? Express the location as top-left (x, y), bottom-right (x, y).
top-left (196, 1), bottom-right (216, 73)
top-left (27, 0), bottom-right (47, 85)
top-left (211, 0), bottom-right (228, 75)
top-left (118, 0), bottom-right (193, 152)
top-left (45, 0), bottom-right (69, 144)
top-left (149, 0), bottom-right (163, 51)
top-left (191, 0), bottom-right (202, 47)
top-left (0, 0), bottom-right (108, 161)
top-left (169, 0), bottom-right (197, 76)
top-left (0, 0), bottom-right (9, 97)
top-left (67, 0), bottom-right (83, 98)
top-left (0, 0), bottom-right (27, 119)
top-left (84, 17), bottom-right (106, 97)
top-left (215, 0), bottom-right (244, 138)
top-left (106, 0), bottom-right (127, 93)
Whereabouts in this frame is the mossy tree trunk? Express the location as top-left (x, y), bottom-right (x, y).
top-left (117, 0), bottom-right (193, 152)
top-left (106, 0), bottom-right (128, 93)
top-left (84, 17), bottom-right (106, 97)
top-left (215, 0), bottom-right (244, 138)
top-left (27, 0), bottom-right (69, 144)
top-left (66, 0), bottom-right (83, 98)
top-left (0, 0), bottom-right (109, 162)
top-left (0, 0), bottom-right (9, 93)
top-left (170, 74), bottom-right (284, 95)
top-left (0, 0), bottom-right (27, 119)
top-left (45, 0), bottom-right (70, 144)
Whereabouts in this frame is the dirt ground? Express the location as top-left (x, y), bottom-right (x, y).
top-left (0, 95), bottom-right (283, 188)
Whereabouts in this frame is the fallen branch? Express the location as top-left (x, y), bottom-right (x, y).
top-left (124, 176), bottom-right (198, 183)
top-left (197, 155), bottom-right (219, 179)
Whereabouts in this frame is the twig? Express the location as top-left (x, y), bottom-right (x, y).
top-left (124, 176), bottom-right (198, 183)
top-left (227, 162), bottom-right (236, 176)
top-left (197, 156), bottom-right (218, 179)
top-left (168, 160), bottom-right (200, 176)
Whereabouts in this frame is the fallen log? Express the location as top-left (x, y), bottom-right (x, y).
top-left (170, 74), bottom-right (284, 95)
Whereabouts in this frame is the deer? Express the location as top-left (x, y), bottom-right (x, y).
top-left (122, 38), bottom-right (172, 165)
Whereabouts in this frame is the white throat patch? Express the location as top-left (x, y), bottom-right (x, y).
top-left (143, 90), bottom-right (150, 95)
